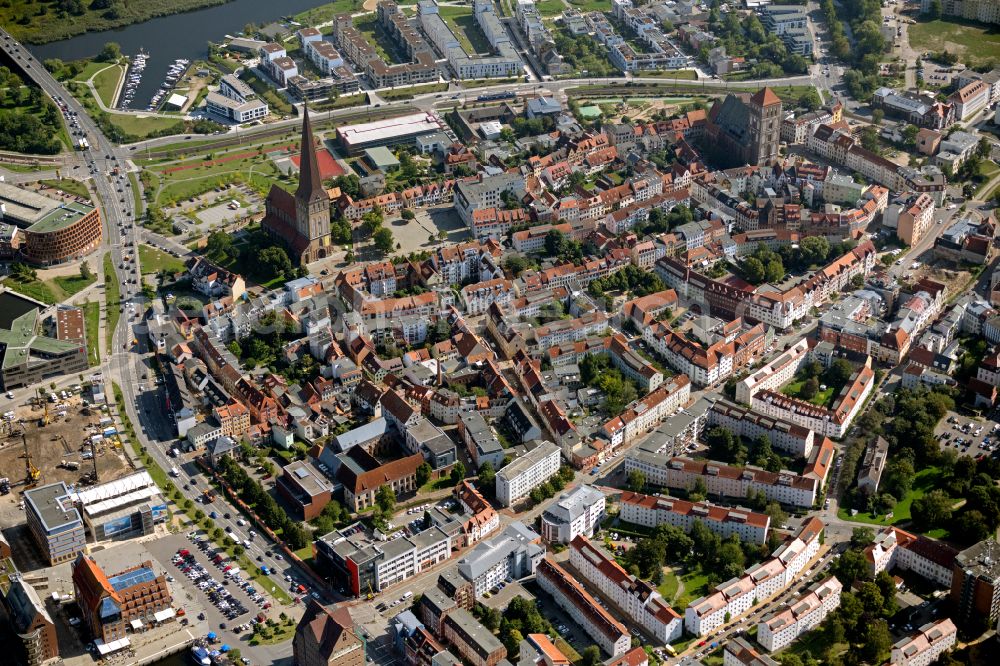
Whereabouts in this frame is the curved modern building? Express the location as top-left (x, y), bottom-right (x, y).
top-left (0, 181), bottom-right (101, 266)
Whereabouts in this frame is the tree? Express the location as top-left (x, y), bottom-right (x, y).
top-left (742, 256), bottom-right (766, 283)
top-left (627, 469), bottom-right (646, 493)
top-left (826, 358), bottom-right (854, 387)
top-left (580, 646), bottom-right (602, 666)
top-left (478, 462), bottom-right (495, 491)
top-left (233, 544), bottom-right (244, 556)
top-left (416, 462), bottom-right (432, 488)
top-left (872, 109), bottom-right (884, 126)
top-left (862, 620), bottom-right (892, 664)
top-left (258, 246), bottom-right (292, 280)
top-left (375, 485), bottom-right (396, 514)
top-left (373, 227), bottom-right (394, 255)
top-left (690, 477), bottom-right (708, 503)
top-left (229, 649), bottom-right (242, 663)
top-left (98, 42), bottom-right (121, 62)
top-left (925, 0), bottom-right (942, 19)
top-left (450, 461), bottom-right (466, 484)
top-left (206, 230), bottom-right (233, 261)
top-left (799, 88), bottom-right (822, 112)
top-left (79, 260), bottom-right (93, 281)
top-left (801, 376), bottom-right (820, 400)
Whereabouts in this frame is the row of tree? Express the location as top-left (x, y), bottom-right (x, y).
top-left (215, 455), bottom-right (310, 549)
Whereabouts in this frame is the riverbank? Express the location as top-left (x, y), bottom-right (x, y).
top-left (3, 0), bottom-right (233, 45)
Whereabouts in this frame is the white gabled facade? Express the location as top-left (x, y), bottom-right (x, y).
top-left (757, 577), bottom-right (842, 652)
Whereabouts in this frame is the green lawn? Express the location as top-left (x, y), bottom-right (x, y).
top-left (419, 477), bottom-right (454, 493)
top-left (635, 69), bottom-right (699, 80)
top-left (909, 18), bottom-right (1000, 67)
top-left (782, 627), bottom-right (847, 662)
top-left (380, 83), bottom-right (449, 100)
top-left (461, 77), bottom-right (524, 88)
top-left (534, 0), bottom-right (566, 17)
top-left (103, 253), bottom-right (121, 353)
top-left (3, 278), bottom-right (56, 304)
top-left (782, 379), bottom-right (836, 409)
top-left (106, 113), bottom-right (187, 138)
top-left (354, 14), bottom-right (396, 63)
top-left (53, 273), bottom-right (96, 298)
top-left (293, 0), bottom-right (365, 26)
top-left (138, 244), bottom-right (186, 275)
top-left (93, 64), bottom-right (124, 107)
top-left (312, 93), bottom-right (369, 111)
top-left (128, 172), bottom-right (143, 213)
top-left (675, 568), bottom-right (711, 609)
top-left (838, 466), bottom-right (948, 528)
top-left (145, 144), bottom-right (292, 205)
top-left (656, 568), bottom-right (680, 602)
top-left (71, 60), bottom-right (112, 83)
top-left (438, 6), bottom-right (492, 54)
top-left (40, 178), bottom-right (91, 200)
top-left (83, 300), bottom-right (100, 365)
top-left (565, 0), bottom-right (610, 11)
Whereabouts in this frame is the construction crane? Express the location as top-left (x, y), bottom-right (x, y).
top-left (21, 432), bottom-right (39, 487)
top-left (90, 439), bottom-right (99, 484)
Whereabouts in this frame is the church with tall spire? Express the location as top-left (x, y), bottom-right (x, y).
top-left (262, 106), bottom-right (334, 264)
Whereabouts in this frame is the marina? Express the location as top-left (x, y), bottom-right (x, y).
top-left (118, 50), bottom-right (147, 110)
top-left (147, 59), bottom-right (190, 111)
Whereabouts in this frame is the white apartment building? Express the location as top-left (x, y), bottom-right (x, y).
top-left (707, 399), bottom-right (816, 459)
top-left (736, 338), bottom-right (810, 404)
top-left (864, 527), bottom-right (957, 588)
top-left (619, 491), bottom-right (770, 545)
top-left (496, 441), bottom-right (562, 506)
top-left (460, 278), bottom-right (513, 316)
top-left (684, 518), bottom-right (824, 636)
top-left (536, 558), bottom-right (632, 656)
top-left (890, 619), bottom-right (957, 666)
top-left (757, 577), bottom-right (842, 652)
top-left (540, 485), bottom-right (606, 544)
top-left (456, 521), bottom-right (544, 595)
top-left (569, 536), bottom-right (683, 644)
top-left (375, 526), bottom-right (453, 589)
top-left (622, 453), bottom-right (819, 508)
top-left (307, 39), bottom-right (346, 74)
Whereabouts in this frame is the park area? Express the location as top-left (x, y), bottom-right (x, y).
top-left (909, 18), bottom-right (1000, 67)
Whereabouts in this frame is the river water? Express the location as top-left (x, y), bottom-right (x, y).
top-left (29, 0), bottom-right (326, 109)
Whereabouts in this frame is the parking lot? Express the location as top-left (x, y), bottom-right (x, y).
top-left (934, 410), bottom-right (1000, 460)
top-left (145, 532), bottom-right (278, 656)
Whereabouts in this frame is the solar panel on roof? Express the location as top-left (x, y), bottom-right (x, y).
top-left (107, 567), bottom-right (156, 591)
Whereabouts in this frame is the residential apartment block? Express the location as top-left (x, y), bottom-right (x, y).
top-left (457, 522), bottom-right (544, 596)
top-left (496, 441), bottom-right (561, 506)
top-left (757, 577), bottom-right (842, 652)
top-left (890, 619), bottom-right (957, 666)
top-left (619, 491), bottom-right (770, 545)
top-left (569, 536), bottom-right (683, 644)
top-left (540, 485), bottom-right (606, 543)
top-left (536, 558), bottom-right (631, 656)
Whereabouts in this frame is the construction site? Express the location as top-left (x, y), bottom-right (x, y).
top-left (0, 390), bottom-right (135, 507)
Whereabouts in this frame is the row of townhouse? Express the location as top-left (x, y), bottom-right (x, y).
top-left (338, 180), bottom-right (456, 222)
top-left (809, 123), bottom-right (951, 195)
top-left (757, 577), bottom-right (842, 652)
top-left (619, 491), bottom-right (771, 545)
top-left (641, 321), bottom-right (767, 387)
top-left (736, 338), bottom-right (812, 403)
top-left (654, 242), bottom-right (877, 331)
top-left (536, 558), bottom-right (632, 656)
top-left (569, 535), bottom-right (683, 643)
top-left (622, 453), bottom-right (819, 508)
top-left (596, 375), bottom-right (692, 450)
top-left (750, 361), bottom-right (875, 439)
top-left (684, 518), bottom-right (824, 636)
top-left (533, 311), bottom-right (611, 350)
top-left (707, 398), bottom-right (816, 458)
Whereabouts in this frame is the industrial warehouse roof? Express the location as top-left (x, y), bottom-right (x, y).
top-left (0, 181), bottom-right (94, 234)
top-left (70, 471), bottom-right (161, 517)
top-left (337, 112), bottom-right (444, 147)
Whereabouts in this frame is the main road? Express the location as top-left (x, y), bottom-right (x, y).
top-left (0, 26), bottom-right (329, 663)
